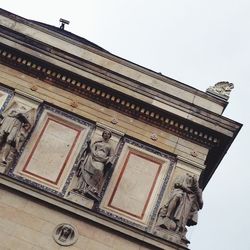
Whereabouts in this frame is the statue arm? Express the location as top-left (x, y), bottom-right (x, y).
top-left (196, 188), bottom-right (203, 209)
top-left (90, 141), bottom-right (98, 155)
top-left (192, 176), bottom-right (203, 209)
top-left (75, 140), bottom-right (91, 176)
top-left (106, 145), bottom-right (117, 165)
top-left (103, 145), bottom-right (116, 176)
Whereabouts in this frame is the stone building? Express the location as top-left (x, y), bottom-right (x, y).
top-left (0, 9), bottom-right (242, 250)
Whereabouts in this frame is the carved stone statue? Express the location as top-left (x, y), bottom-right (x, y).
top-left (0, 106), bottom-right (32, 165)
top-left (73, 129), bottom-right (116, 200)
top-left (206, 81), bottom-right (234, 100)
top-left (53, 223), bottom-right (78, 246)
top-left (156, 173), bottom-right (203, 244)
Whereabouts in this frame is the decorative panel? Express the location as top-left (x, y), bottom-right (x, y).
top-left (11, 105), bottom-right (93, 193)
top-left (100, 138), bottom-right (175, 228)
top-left (21, 117), bottom-right (80, 185)
top-left (108, 151), bottom-right (162, 219)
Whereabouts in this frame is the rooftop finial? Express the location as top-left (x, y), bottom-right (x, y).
top-left (206, 81), bottom-right (234, 101)
top-left (59, 18), bottom-right (70, 30)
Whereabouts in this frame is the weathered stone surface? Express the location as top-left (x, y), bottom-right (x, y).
top-left (0, 8), bottom-right (242, 250)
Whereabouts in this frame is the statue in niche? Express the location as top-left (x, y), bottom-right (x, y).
top-left (53, 223), bottom-right (78, 246)
top-left (0, 103), bottom-right (35, 166)
top-left (73, 129), bottom-right (116, 201)
top-left (206, 81), bottom-right (234, 100)
top-left (156, 173), bottom-right (203, 244)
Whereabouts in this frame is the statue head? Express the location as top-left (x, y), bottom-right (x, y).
top-left (102, 129), bottom-right (112, 141)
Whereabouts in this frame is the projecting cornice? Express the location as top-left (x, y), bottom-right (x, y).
top-left (0, 9), bottom-right (228, 115)
top-left (0, 42), bottom-right (228, 148)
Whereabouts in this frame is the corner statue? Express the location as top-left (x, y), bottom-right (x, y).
top-left (0, 107), bottom-right (31, 165)
top-left (73, 129), bottom-right (116, 201)
top-left (156, 173), bottom-right (203, 244)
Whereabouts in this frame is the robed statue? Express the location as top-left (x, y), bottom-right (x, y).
top-left (156, 173), bottom-right (203, 243)
top-left (73, 129), bottom-right (116, 200)
top-left (0, 104), bottom-right (35, 166)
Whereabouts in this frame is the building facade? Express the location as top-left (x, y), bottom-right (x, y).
top-left (0, 9), bottom-right (242, 250)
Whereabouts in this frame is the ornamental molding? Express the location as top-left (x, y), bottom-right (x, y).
top-left (0, 43), bottom-right (221, 147)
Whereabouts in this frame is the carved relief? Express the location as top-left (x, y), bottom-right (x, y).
top-left (155, 173), bottom-right (203, 245)
top-left (0, 101), bottom-right (36, 168)
top-left (206, 81), bottom-right (234, 100)
top-left (53, 223), bottom-right (78, 246)
top-left (67, 126), bottom-right (122, 205)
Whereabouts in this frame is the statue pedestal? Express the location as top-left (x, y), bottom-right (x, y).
top-left (154, 227), bottom-right (184, 246)
top-left (66, 191), bottom-right (94, 209)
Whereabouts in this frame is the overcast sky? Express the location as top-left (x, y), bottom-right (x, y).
top-left (1, 1), bottom-right (250, 249)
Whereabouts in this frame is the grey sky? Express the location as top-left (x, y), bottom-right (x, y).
top-left (1, 1), bottom-right (249, 249)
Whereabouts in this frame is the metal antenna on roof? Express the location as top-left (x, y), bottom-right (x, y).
top-left (59, 18), bottom-right (70, 30)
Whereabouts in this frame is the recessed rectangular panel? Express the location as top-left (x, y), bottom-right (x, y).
top-left (101, 142), bottom-right (171, 226)
top-left (108, 152), bottom-right (161, 219)
top-left (14, 108), bottom-right (91, 192)
top-left (22, 118), bottom-right (80, 184)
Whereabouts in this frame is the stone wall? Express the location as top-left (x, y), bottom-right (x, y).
top-left (0, 185), bottom-right (175, 250)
